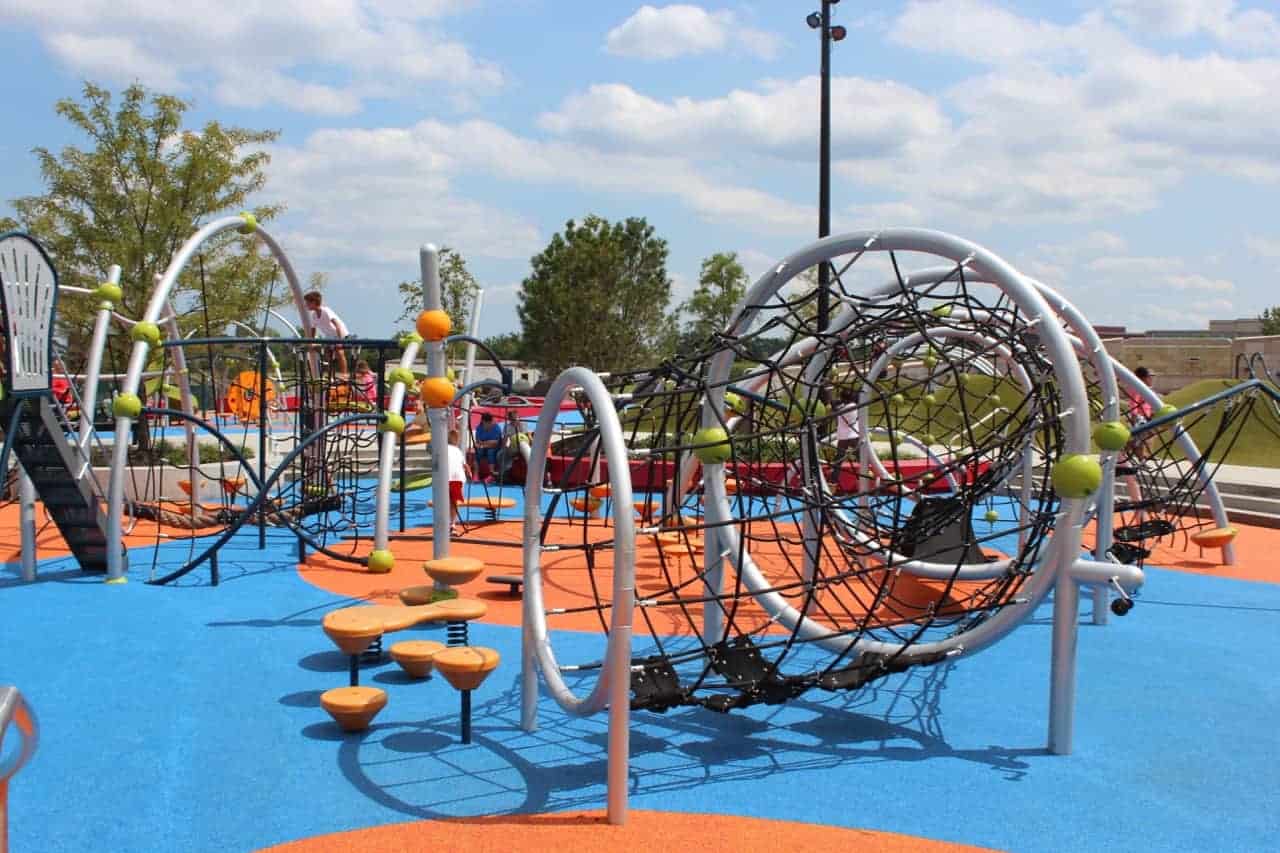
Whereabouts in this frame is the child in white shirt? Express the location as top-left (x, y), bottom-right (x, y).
top-left (446, 428), bottom-right (471, 535)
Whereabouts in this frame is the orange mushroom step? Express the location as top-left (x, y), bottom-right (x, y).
top-left (433, 646), bottom-right (501, 744)
top-left (389, 640), bottom-right (445, 678)
top-left (320, 686), bottom-right (387, 732)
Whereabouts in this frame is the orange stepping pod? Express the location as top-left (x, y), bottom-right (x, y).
top-left (320, 686), bottom-right (387, 732)
top-left (390, 640), bottom-right (445, 678)
top-left (1190, 526), bottom-right (1237, 550)
top-left (588, 483), bottom-right (612, 499)
top-left (570, 497), bottom-right (603, 515)
top-left (423, 556), bottom-right (485, 587)
top-left (434, 646), bottom-right (501, 691)
top-left (322, 599), bottom-right (488, 654)
top-left (434, 646), bottom-right (501, 744)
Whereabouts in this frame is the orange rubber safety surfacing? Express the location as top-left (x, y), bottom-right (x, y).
top-left (257, 810), bottom-right (995, 853)
top-left (300, 520), bottom-right (998, 636)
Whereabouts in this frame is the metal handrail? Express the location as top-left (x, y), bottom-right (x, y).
top-left (1, 686), bottom-right (38, 853)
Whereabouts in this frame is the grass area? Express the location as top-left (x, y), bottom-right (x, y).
top-left (1159, 378), bottom-right (1280, 467)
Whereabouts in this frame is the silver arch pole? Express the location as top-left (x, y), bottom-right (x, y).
top-left (373, 337), bottom-right (423, 556)
top-left (521, 367), bottom-right (634, 826)
top-left (106, 214), bottom-right (313, 581)
top-left (77, 264), bottom-right (120, 451)
top-left (458, 289), bottom-right (484, 455)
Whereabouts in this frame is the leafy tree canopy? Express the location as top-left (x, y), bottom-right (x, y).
top-left (517, 215), bottom-right (672, 373)
top-left (1, 82), bottom-right (284, 363)
top-left (1260, 307), bottom-right (1280, 336)
top-left (680, 251), bottom-right (749, 347)
top-left (396, 247), bottom-right (480, 333)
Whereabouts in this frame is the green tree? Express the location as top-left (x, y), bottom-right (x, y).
top-left (681, 251), bottom-right (749, 345)
top-left (396, 247), bottom-right (480, 332)
top-left (1260, 307), bottom-right (1280, 336)
top-left (482, 331), bottom-right (524, 361)
top-left (517, 215), bottom-right (672, 373)
top-left (1, 83), bottom-right (283, 360)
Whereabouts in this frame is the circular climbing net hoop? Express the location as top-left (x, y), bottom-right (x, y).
top-left (530, 234), bottom-right (1087, 714)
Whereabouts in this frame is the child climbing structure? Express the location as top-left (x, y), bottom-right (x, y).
top-left (0, 232), bottom-right (121, 577)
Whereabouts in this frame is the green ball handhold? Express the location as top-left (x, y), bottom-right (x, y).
top-left (237, 211), bottom-right (258, 234)
top-left (723, 391), bottom-right (743, 414)
top-left (931, 304), bottom-right (953, 318)
top-left (692, 426), bottom-right (732, 464)
top-left (984, 509), bottom-right (1000, 523)
top-left (922, 355), bottom-right (938, 369)
top-left (378, 412), bottom-right (405, 434)
top-left (1092, 420), bottom-right (1131, 451)
top-left (95, 282), bottom-right (123, 304)
top-left (923, 433), bottom-right (937, 445)
top-left (388, 366), bottom-right (416, 387)
top-left (923, 393), bottom-right (938, 408)
top-left (958, 374), bottom-right (972, 387)
top-left (1155, 403), bottom-right (1178, 420)
top-left (988, 392), bottom-right (1002, 405)
top-left (1052, 454), bottom-right (1103, 499)
top-left (367, 549), bottom-right (395, 574)
top-left (112, 393), bottom-right (142, 418)
top-left (130, 321), bottom-right (162, 347)
top-left (446, 367), bottom-right (457, 383)
top-left (400, 331), bottom-right (424, 347)
top-left (890, 393), bottom-right (906, 407)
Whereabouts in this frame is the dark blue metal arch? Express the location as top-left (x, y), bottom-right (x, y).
top-left (138, 407), bottom-right (387, 585)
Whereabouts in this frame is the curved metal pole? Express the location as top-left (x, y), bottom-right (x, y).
top-left (107, 214), bottom-right (312, 581)
top-left (78, 264), bottom-right (120, 450)
top-left (0, 685), bottom-right (38, 853)
top-left (142, 408), bottom-right (386, 585)
top-left (520, 366), bottom-right (634, 825)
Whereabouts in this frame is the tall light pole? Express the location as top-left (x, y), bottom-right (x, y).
top-left (807, 2), bottom-right (846, 333)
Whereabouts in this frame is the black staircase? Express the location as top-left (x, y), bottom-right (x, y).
top-left (3, 394), bottom-right (122, 573)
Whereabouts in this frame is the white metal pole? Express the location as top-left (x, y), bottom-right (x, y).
top-left (18, 468), bottom-right (36, 582)
top-left (458, 289), bottom-right (484, 456)
top-left (79, 265), bottom-right (120, 451)
top-left (422, 246), bottom-right (451, 565)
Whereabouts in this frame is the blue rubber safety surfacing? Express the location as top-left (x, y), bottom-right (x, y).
top-left (1, 521), bottom-right (1277, 852)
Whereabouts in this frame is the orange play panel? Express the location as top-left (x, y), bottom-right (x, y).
top-left (257, 810), bottom-right (995, 853)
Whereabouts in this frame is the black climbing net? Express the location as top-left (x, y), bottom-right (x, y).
top-left (1106, 379), bottom-right (1279, 566)
top-left (536, 251), bottom-right (1072, 713)
top-left (128, 337), bottom-right (395, 584)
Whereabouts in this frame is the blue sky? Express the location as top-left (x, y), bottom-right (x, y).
top-left (2, 0), bottom-right (1279, 338)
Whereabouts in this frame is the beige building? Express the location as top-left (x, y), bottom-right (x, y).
top-left (1101, 335), bottom-right (1279, 394)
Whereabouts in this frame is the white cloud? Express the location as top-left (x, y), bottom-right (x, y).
top-left (539, 78), bottom-right (946, 161)
top-left (0, 0), bottom-right (502, 115)
top-left (1246, 235), bottom-right (1280, 260)
top-left (604, 4), bottom-right (782, 60)
top-left (261, 115), bottom-right (821, 285)
top-left (1109, 0), bottom-right (1280, 51)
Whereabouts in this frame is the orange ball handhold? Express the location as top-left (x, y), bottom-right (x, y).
top-left (416, 309), bottom-right (452, 342)
top-left (419, 376), bottom-right (455, 408)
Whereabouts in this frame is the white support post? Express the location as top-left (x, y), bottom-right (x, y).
top-left (458, 289), bottom-right (484, 456)
top-left (18, 468), bottom-right (36, 582)
top-left (422, 246), bottom-right (451, 567)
